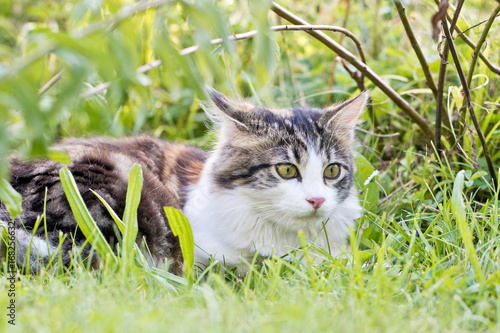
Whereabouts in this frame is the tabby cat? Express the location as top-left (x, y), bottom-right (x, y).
top-left (0, 89), bottom-right (367, 274)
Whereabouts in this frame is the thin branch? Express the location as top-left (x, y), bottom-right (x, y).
top-left (79, 82), bottom-right (110, 99)
top-left (180, 25), bottom-right (366, 64)
top-left (442, 19), bottom-right (498, 192)
top-left (393, 0), bottom-right (437, 97)
top-left (466, 2), bottom-right (500, 88)
top-left (326, 0), bottom-right (352, 105)
top-left (454, 13), bottom-right (500, 40)
top-left (42, 25), bottom-right (367, 98)
top-left (357, 138), bottom-right (387, 169)
top-left (355, 127), bottom-right (400, 138)
top-left (432, 0), bottom-right (500, 76)
top-left (271, 2), bottom-right (434, 140)
top-left (39, 70), bottom-right (64, 95)
top-left (435, 0), bottom-right (464, 155)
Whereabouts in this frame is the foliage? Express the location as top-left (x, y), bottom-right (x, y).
top-left (1, 0), bottom-right (500, 331)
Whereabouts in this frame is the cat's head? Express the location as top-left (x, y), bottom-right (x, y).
top-left (205, 88), bottom-right (367, 230)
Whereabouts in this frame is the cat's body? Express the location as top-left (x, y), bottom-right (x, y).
top-left (0, 90), bottom-right (367, 274)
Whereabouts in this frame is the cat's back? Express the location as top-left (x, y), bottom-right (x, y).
top-left (11, 135), bottom-right (207, 206)
top-left (2, 136), bottom-right (207, 273)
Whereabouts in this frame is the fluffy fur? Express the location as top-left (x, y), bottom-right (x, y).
top-left (0, 90), bottom-right (368, 274)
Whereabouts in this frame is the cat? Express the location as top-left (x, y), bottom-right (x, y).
top-left (0, 89), bottom-right (367, 274)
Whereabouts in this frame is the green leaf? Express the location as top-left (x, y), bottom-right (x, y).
top-left (164, 206), bottom-right (194, 284)
top-left (451, 170), bottom-right (484, 284)
top-left (354, 154), bottom-right (379, 212)
top-left (469, 171), bottom-right (488, 181)
top-left (46, 149), bottom-right (72, 164)
top-left (0, 179), bottom-right (22, 218)
top-left (59, 167), bottom-right (117, 264)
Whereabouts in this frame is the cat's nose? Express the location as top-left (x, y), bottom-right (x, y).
top-left (306, 197), bottom-right (325, 209)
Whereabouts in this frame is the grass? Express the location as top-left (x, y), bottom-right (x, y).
top-left (1, 0), bottom-right (500, 331)
top-left (1, 160), bottom-right (499, 332)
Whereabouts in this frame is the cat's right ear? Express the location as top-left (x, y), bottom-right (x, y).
top-left (205, 87), bottom-right (250, 130)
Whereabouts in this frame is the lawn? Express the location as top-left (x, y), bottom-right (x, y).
top-left (1, 0), bottom-right (499, 332)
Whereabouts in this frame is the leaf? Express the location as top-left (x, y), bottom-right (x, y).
top-left (46, 149), bottom-right (72, 164)
top-left (354, 154), bottom-right (379, 211)
top-left (59, 167), bottom-right (117, 264)
top-left (469, 171), bottom-right (488, 181)
top-left (0, 179), bottom-right (22, 218)
top-left (164, 206), bottom-right (194, 284)
top-left (451, 170), bottom-right (484, 284)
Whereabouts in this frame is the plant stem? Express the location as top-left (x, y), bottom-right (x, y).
top-left (442, 19), bottom-right (498, 192)
top-left (271, 2), bottom-right (434, 140)
top-left (435, 0), bottom-right (464, 155)
top-left (466, 2), bottom-right (500, 88)
top-left (432, 0), bottom-right (500, 76)
top-left (393, 0), bottom-right (437, 97)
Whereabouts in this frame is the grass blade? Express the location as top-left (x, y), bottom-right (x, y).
top-left (451, 170), bottom-right (485, 284)
top-left (121, 164), bottom-right (143, 271)
top-left (59, 167), bottom-right (117, 264)
top-left (164, 207), bottom-right (194, 284)
top-left (91, 189), bottom-right (125, 234)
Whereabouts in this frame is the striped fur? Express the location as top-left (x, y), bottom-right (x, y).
top-left (0, 90), bottom-right (368, 274)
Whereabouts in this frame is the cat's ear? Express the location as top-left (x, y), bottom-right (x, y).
top-left (205, 87), bottom-right (251, 129)
top-left (320, 91), bottom-right (369, 133)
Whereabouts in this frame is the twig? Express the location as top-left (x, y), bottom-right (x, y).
top-left (393, 0), bottom-right (437, 97)
top-left (355, 127), bottom-right (400, 138)
top-left (432, 0), bottom-right (500, 76)
top-left (434, 0), bottom-right (464, 155)
top-left (466, 2), bottom-right (500, 88)
top-left (326, 0), bottom-right (352, 105)
top-left (442, 18), bottom-right (498, 192)
top-left (180, 25), bottom-right (366, 64)
top-left (357, 138), bottom-right (387, 169)
top-left (379, 179), bottom-right (415, 204)
top-left (454, 13), bottom-right (500, 39)
top-left (271, 2), bottom-right (434, 140)
top-left (39, 70), bottom-right (64, 95)
top-left (42, 25), bottom-right (367, 98)
top-left (79, 82), bottom-right (110, 99)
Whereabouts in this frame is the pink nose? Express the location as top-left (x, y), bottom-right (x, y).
top-left (306, 197), bottom-right (325, 209)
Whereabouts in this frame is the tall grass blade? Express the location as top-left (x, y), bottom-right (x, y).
top-left (164, 207), bottom-right (194, 284)
top-left (121, 164), bottom-right (142, 270)
top-left (59, 167), bottom-right (117, 264)
top-left (451, 170), bottom-right (485, 284)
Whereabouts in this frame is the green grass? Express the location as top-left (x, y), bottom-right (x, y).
top-left (1, 0), bottom-right (500, 331)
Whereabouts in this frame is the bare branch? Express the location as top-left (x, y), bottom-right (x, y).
top-left (393, 0), bottom-right (437, 97)
top-left (435, 0), bottom-right (464, 155)
top-left (432, 0), bottom-right (500, 76)
top-left (466, 2), bottom-right (500, 88)
top-left (454, 13), bottom-right (500, 40)
top-left (271, 2), bottom-right (434, 140)
top-left (39, 70), bottom-right (64, 95)
top-left (442, 19), bottom-right (498, 191)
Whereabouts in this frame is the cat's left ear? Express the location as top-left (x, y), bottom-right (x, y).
top-left (320, 91), bottom-right (369, 133)
top-left (205, 87), bottom-right (252, 129)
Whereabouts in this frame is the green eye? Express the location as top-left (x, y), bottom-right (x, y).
top-left (276, 164), bottom-right (298, 179)
top-left (324, 163), bottom-right (341, 180)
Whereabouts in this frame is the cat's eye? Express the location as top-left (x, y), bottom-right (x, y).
top-left (276, 164), bottom-right (298, 179)
top-left (324, 163), bottom-right (341, 180)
